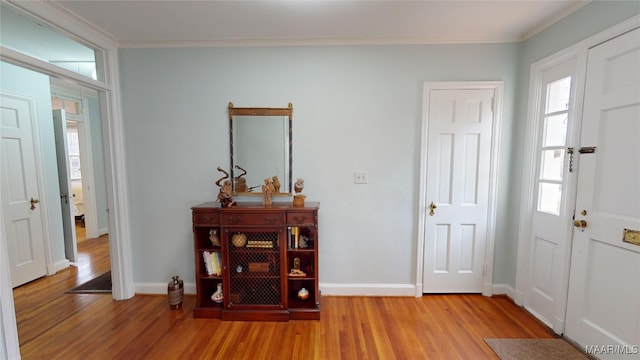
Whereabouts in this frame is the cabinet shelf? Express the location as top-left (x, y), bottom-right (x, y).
top-left (199, 274), bottom-right (222, 280)
top-left (288, 276), bottom-right (314, 280)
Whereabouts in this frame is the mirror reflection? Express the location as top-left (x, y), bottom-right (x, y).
top-left (229, 102), bottom-right (292, 195)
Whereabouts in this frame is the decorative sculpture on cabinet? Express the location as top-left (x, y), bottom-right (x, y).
top-left (215, 166), bottom-right (236, 207)
top-left (262, 178), bottom-right (275, 205)
top-left (293, 178), bottom-right (306, 207)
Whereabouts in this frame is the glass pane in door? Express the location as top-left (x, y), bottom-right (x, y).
top-left (546, 77), bottom-right (571, 113)
top-left (540, 150), bottom-right (565, 181)
top-left (538, 182), bottom-right (562, 215)
top-left (543, 114), bottom-right (568, 147)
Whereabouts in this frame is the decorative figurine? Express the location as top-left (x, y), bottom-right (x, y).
top-left (293, 178), bottom-right (306, 207)
top-left (168, 275), bottom-right (184, 310)
top-left (299, 234), bottom-right (309, 249)
top-left (211, 283), bottom-right (223, 303)
top-left (294, 178), bottom-right (304, 193)
top-left (272, 176), bottom-right (281, 193)
top-left (209, 229), bottom-right (220, 247)
top-left (297, 287), bottom-right (309, 301)
top-left (215, 166), bottom-right (236, 207)
top-left (289, 256), bottom-right (306, 276)
top-left (262, 177), bottom-right (275, 205)
top-left (234, 165), bottom-right (248, 192)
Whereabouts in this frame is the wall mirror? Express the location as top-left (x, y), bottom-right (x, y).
top-left (229, 102), bottom-right (293, 196)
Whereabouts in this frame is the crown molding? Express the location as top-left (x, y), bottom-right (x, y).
top-left (117, 35), bottom-right (520, 49)
top-left (520, 0), bottom-right (591, 41)
top-left (5, 0), bottom-right (119, 49)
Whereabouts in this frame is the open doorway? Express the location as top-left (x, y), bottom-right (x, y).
top-left (51, 81), bottom-right (110, 257)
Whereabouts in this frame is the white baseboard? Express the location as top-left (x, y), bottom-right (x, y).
top-left (320, 283), bottom-right (416, 296)
top-left (135, 282), bottom-right (416, 297)
top-left (134, 282), bottom-right (514, 299)
top-left (491, 283), bottom-right (517, 301)
top-left (48, 259), bottom-right (70, 274)
top-left (135, 282), bottom-right (196, 295)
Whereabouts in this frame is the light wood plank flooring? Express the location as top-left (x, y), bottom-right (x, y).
top-left (13, 233), bottom-right (555, 359)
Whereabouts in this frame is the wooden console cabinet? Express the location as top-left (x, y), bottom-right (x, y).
top-left (191, 202), bottom-right (319, 321)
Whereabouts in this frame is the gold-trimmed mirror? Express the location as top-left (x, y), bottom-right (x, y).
top-left (229, 102), bottom-right (293, 196)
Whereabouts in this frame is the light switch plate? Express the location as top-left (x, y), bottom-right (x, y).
top-left (354, 171), bottom-right (368, 184)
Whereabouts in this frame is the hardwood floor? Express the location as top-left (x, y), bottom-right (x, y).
top-left (13, 234), bottom-right (555, 359)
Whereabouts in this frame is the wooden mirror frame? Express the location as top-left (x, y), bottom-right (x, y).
top-left (228, 102), bottom-right (293, 196)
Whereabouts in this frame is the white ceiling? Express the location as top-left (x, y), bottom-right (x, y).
top-left (50, 0), bottom-right (591, 47)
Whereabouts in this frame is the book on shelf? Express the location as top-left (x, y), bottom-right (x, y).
top-left (202, 251), bottom-right (221, 276)
top-left (212, 252), bottom-right (221, 275)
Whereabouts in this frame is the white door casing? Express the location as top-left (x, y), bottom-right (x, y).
top-left (520, 57), bottom-right (581, 334)
top-left (565, 27), bottom-right (640, 353)
top-left (418, 82), bottom-right (502, 294)
top-left (1, 92), bottom-right (48, 287)
top-left (53, 109), bottom-right (78, 263)
top-left (51, 84), bottom-right (103, 239)
top-left (1, 1), bottom-right (134, 356)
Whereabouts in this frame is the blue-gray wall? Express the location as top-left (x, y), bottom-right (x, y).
top-left (118, 1), bottom-right (639, 290)
top-left (119, 44), bottom-right (519, 287)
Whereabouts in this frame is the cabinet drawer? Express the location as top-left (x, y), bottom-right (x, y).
top-left (221, 212), bottom-right (284, 226)
top-left (193, 212), bottom-right (219, 226)
top-left (287, 212), bottom-right (316, 226)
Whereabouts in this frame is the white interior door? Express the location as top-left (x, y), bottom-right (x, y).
top-left (52, 109), bottom-right (78, 263)
top-left (565, 27), bottom-right (640, 353)
top-left (422, 87), bottom-right (496, 293)
top-left (523, 59), bottom-right (579, 333)
top-left (1, 92), bottom-right (48, 287)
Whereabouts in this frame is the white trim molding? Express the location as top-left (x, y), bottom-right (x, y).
top-left (5, 1), bottom-right (136, 301)
top-left (134, 282), bottom-right (417, 297)
top-left (321, 283), bottom-right (416, 297)
top-left (1, 2), bottom-right (134, 357)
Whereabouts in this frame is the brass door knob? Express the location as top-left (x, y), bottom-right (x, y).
top-left (429, 202), bottom-right (437, 216)
top-left (30, 197), bottom-right (40, 210)
top-left (573, 219), bottom-right (587, 228)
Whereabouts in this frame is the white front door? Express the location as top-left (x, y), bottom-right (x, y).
top-left (53, 109), bottom-right (78, 263)
top-left (422, 85), bottom-right (497, 293)
top-left (565, 27), bottom-right (640, 354)
top-left (523, 58), bottom-right (579, 333)
top-left (1, 92), bottom-right (48, 287)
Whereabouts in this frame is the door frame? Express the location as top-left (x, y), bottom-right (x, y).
top-left (515, 15), bottom-right (640, 325)
top-left (514, 49), bottom-right (584, 333)
top-left (415, 81), bottom-right (503, 297)
top-left (51, 83), bottom-right (105, 239)
top-left (0, 1), bottom-right (134, 357)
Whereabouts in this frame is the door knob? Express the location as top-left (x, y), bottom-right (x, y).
top-left (573, 219), bottom-right (587, 228)
top-left (429, 202), bottom-right (437, 216)
top-left (30, 197), bottom-right (40, 210)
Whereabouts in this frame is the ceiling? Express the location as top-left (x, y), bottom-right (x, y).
top-left (50, 0), bottom-right (591, 47)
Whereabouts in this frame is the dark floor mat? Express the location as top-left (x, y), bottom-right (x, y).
top-left (66, 271), bottom-right (111, 294)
